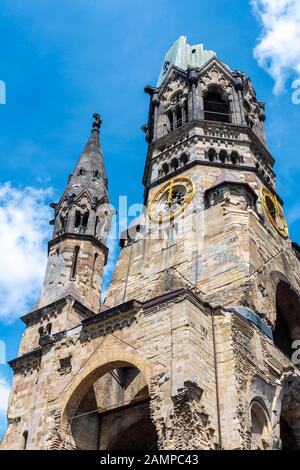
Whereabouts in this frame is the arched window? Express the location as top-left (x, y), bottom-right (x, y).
top-left (171, 158), bottom-right (178, 171)
top-left (93, 170), bottom-right (99, 178)
top-left (82, 211), bottom-right (89, 228)
top-left (91, 253), bottom-right (99, 287)
top-left (180, 152), bottom-right (189, 166)
top-left (59, 215), bottom-right (65, 232)
top-left (162, 162), bottom-right (169, 175)
top-left (78, 168), bottom-right (85, 176)
top-left (250, 401), bottom-right (270, 450)
top-left (231, 151), bottom-right (239, 165)
top-left (204, 91), bottom-right (230, 123)
top-left (70, 246), bottom-right (80, 280)
top-left (175, 107), bottom-right (182, 128)
top-left (207, 148), bottom-right (216, 162)
top-left (75, 211), bottom-right (81, 228)
top-left (167, 111), bottom-right (174, 132)
top-left (22, 431), bottom-right (28, 450)
top-left (94, 216), bottom-right (99, 237)
top-left (219, 150), bottom-right (228, 163)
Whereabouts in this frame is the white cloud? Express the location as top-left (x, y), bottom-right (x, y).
top-left (0, 374), bottom-right (10, 437)
top-left (0, 183), bottom-right (52, 323)
top-left (251, 0), bottom-right (300, 93)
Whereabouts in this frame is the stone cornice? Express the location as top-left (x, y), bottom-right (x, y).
top-left (143, 159), bottom-right (283, 206)
top-left (204, 178), bottom-right (258, 201)
top-left (48, 233), bottom-right (109, 264)
top-left (143, 119), bottom-right (275, 185)
top-left (21, 296), bottom-right (95, 326)
top-left (8, 347), bottom-right (42, 374)
top-left (82, 299), bottom-right (142, 328)
top-left (143, 288), bottom-right (211, 313)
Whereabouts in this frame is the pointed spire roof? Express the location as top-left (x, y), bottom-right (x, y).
top-left (205, 169), bottom-right (257, 200)
top-left (211, 169), bottom-right (242, 188)
top-left (66, 113), bottom-right (108, 202)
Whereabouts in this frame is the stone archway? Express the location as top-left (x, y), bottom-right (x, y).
top-left (250, 400), bottom-right (271, 450)
top-left (57, 350), bottom-right (157, 450)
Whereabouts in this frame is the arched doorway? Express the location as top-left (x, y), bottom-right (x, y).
top-left (63, 363), bottom-right (158, 450)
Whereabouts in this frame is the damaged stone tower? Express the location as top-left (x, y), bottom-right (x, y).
top-left (2, 36), bottom-right (300, 450)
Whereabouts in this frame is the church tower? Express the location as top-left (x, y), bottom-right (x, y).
top-left (2, 37), bottom-right (300, 451)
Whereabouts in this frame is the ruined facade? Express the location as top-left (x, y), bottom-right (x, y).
top-left (1, 36), bottom-right (300, 450)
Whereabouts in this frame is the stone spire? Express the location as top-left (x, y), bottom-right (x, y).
top-left (50, 114), bottom-right (111, 242)
top-left (66, 113), bottom-right (108, 203)
top-left (39, 114), bottom-right (111, 312)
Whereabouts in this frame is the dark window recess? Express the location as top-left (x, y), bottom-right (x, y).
top-left (71, 246), bottom-right (80, 279)
top-left (208, 148), bottom-right (216, 162)
top-left (162, 163), bottom-right (169, 175)
top-left (204, 91), bottom-right (230, 123)
top-left (59, 356), bottom-right (72, 372)
top-left (75, 211), bottom-right (81, 228)
top-left (213, 190), bottom-right (224, 204)
top-left (82, 212), bottom-right (89, 228)
top-left (231, 151), bottom-right (239, 165)
top-left (176, 107), bottom-right (182, 127)
top-left (91, 253), bottom-right (99, 287)
top-left (219, 150), bottom-right (228, 163)
top-left (273, 307), bottom-right (293, 358)
top-left (168, 111), bottom-right (174, 132)
top-left (180, 152), bottom-right (188, 165)
top-left (171, 158), bottom-right (178, 170)
top-left (94, 216), bottom-right (99, 236)
top-left (22, 431), bottom-right (28, 450)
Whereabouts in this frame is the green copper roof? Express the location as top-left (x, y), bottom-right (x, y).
top-left (157, 36), bottom-right (216, 86)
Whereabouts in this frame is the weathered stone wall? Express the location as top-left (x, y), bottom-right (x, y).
top-left (1, 292), bottom-right (219, 450)
top-left (40, 237), bottom-right (106, 312)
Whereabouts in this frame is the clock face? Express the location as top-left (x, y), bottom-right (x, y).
top-left (149, 177), bottom-right (195, 222)
top-left (260, 187), bottom-right (288, 238)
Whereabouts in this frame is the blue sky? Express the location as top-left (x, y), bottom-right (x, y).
top-left (0, 0), bottom-right (299, 437)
